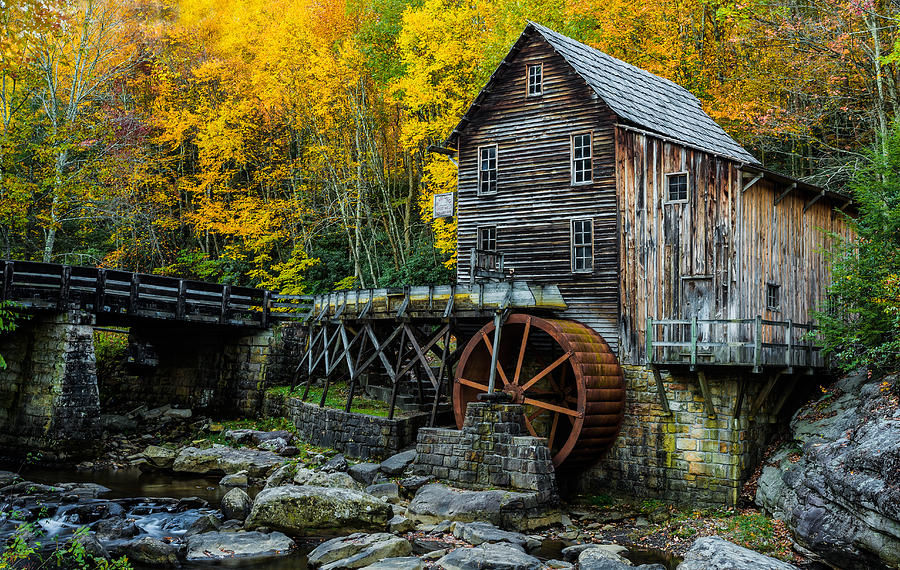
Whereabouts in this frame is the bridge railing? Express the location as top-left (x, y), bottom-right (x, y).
top-left (1, 260), bottom-right (313, 327)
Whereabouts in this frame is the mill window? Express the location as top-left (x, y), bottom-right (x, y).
top-left (478, 145), bottom-right (497, 195)
top-left (667, 172), bottom-right (688, 202)
top-left (477, 226), bottom-right (498, 271)
top-left (766, 283), bottom-right (781, 311)
top-left (527, 64), bottom-right (543, 96)
top-left (572, 133), bottom-right (592, 185)
top-left (571, 218), bottom-right (593, 273)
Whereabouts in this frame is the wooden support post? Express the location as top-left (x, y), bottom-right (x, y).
top-left (753, 315), bottom-right (763, 373)
top-left (388, 328), bottom-right (406, 420)
top-left (1, 261), bottom-right (12, 301)
top-left (649, 364), bottom-right (671, 416)
top-left (645, 317), bottom-right (654, 364)
top-left (58, 265), bottom-right (71, 310)
top-left (95, 269), bottom-right (106, 313)
top-left (749, 371), bottom-right (782, 421)
top-left (732, 378), bottom-right (747, 428)
top-left (129, 273), bottom-right (140, 314)
top-left (785, 319), bottom-right (793, 370)
top-left (697, 370), bottom-right (716, 419)
top-left (690, 317), bottom-right (698, 371)
top-left (430, 327), bottom-right (453, 427)
top-left (261, 290), bottom-right (271, 328)
top-left (487, 311), bottom-right (502, 394)
top-left (176, 280), bottom-right (186, 319)
top-left (345, 332), bottom-right (368, 413)
top-left (220, 285), bottom-right (231, 325)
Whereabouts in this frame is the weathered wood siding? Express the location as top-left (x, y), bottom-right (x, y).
top-left (455, 33), bottom-right (620, 351)
top-left (616, 127), bottom-right (850, 364)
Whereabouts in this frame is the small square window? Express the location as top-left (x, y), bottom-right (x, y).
top-left (766, 283), bottom-right (780, 311)
top-left (478, 145), bottom-right (497, 195)
top-left (477, 226), bottom-right (497, 270)
top-left (527, 64), bottom-right (542, 96)
top-left (571, 218), bottom-right (593, 273)
top-left (572, 133), bottom-right (592, 185)
top-left (667, 172), bottom-right (688, 201)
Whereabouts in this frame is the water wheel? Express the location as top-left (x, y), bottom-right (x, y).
top-left (453, 313), bottom-right (625, 468)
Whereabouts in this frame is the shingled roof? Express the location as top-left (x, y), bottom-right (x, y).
top-left (446, 22), bottom-right (760, 165)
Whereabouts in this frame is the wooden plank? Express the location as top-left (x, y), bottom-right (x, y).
top-left (649, 364), bottom-right (671, 415)
top-left (696, 370), bottom-right (717, 419)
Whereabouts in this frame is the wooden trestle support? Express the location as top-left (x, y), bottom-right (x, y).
top-left (292, 283), bottom-right (626, 467)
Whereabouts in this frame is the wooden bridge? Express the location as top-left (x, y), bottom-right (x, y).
top-left (0, 260), bottom-right (310, 327)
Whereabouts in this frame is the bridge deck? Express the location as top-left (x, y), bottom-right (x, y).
top-left (1, 260), bottom-right (309, 328)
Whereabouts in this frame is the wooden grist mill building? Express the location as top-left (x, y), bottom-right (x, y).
top-left (443, 22), bottom-right (851, 505)
top-left (296, 22), bottom-right (850, 507)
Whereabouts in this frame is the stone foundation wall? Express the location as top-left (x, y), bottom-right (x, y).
top-left (264, 391), bottom-right (429, 460)
top-left (412, 403), bottom-right (558, 500)
top-left (0, 311), bottom-right (100, 458)
top-left (576, 365), bottom-right (785, 507)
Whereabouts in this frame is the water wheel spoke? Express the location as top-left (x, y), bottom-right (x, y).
top-left (526, 407), bottom-right (545, 422)
top-left (479, 331), bottom-right (511, 387)
top-left (521, 351), bottom-right (573, 392)
top-left (523, 414), bottom-right (538, 437)
top-left (458, 377), bottom-right (490, 392)
top-left (548, 412), bottom-right (560, 447)
top-left (522, 396), bottom-right (581, 418)
top-left (513, 316), bottom-right (531, 385)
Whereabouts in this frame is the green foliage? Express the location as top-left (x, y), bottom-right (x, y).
top-left (721, 513), bottom-right (777, 554)
top-left (267, 383), bottom-right (395, 417)
top-left (0, 524), bottom-right (132, 569)
top-left (817, 126), bottom-right (900, 373)
top-left (588, 493), bottom-right (614, 507)
top-left (376, 238), bottom-right (455, 288)
top-left (93, 330), bottom-right (128, 366)
top-left (0, 302), bottom-right (28, 370)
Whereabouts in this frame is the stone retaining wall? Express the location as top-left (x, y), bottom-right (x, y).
top-left (264, 392), bottom-right (430, 460)
top-left (411, 402), bottom-right (558, 502)
top-left (577, 364), bottom-right (794, 507)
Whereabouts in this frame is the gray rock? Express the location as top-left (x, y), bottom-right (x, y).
top-left (92, 517), bottom-right (139, 539)
top-left (367, 482), bottom-right (401, 503)
top-left (398, 475), bottom-right (435, 498)
top-left (561, 544), bottom-right (594, 561)
top-left (259, 437), bottom-right (290, 453)
top-left (407, 484), bottom-right (560, 530)
top-left (450, 521), bottom-right (529, 547)
top-left (0, 470), bottom-right (20, 487)
top-left (360, 557), bottom-right (424, 570)
top-left (308, 532), bottom-right (412, 570)
top-left (322, 454), bottom-right (349, 473)
top-left (294, 467), bottom-right (364, 490)
top-left (121, 537), bottom-right (179, 566)
top-left (172, 445), bottom-right (283, 477)
top-left (755, 370), bottom-right (900, 569)
top-left (545, 560), bottom-right (573, 570)
top-left (222, 487), bottom-right (252, 521)
top-left (380, 449), bottom-right (417, 475)
top-left (220, 471), bottom-right (249, 487)
top-left (184, 513), bottom-right (222, 537)
top-left (578, 546), bottom-right (632, 570)
top-left (100, 414), bottom-right (137, 432)
top-left (185, 530), bottom-right (294, 562)
top-left (265, 463), bottom-right (297, 488)
top-left (676, 537), bottom-right (796, 570)
top-left (389, 515), bottom-right (415, 533)
top-left (349, 463), bottom-right (382, 486)
top-left (435, 542), bottom-right (541, 570)
top-left (140, 405), bottom-right (171, 420)
top-left (164, 408), bottom-right (192, 419)
top-left (70, 532), bottom-right (109, 560)
top-left (142, 445), bottom-right (176, 469)
top-left (246, 485), bottom-right (394, 534)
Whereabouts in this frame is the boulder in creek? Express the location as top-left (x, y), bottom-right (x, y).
top-left (406, 484), bottom-right (560, 531)
top-left (308, 533), bottom-right (412, 570)
top-left (322, 454), bottom-right (349, 473)
top-left (359, 557), bottom-right (424, 570)
top-left (120, 537), bottom-right (179, 567)
top-left (577, 546), bottom-right (633, 570)
top-left (142, 445), bottom-right (176, 469)
top-left (184, 513), bottom-right (223, 537)
top-left (388, 515), bottom-right (416, 534)
top-left (380, 450), bottom-right (417, 476)
top-left (225, 428), bottom-right (294, 447)
top-left (366, 482), bottom-right (400, 503)
top-left (91, 517), bottom-right (139, 540)
top-left (450, 521), bottom-right (530, 548)
top-left (222, 487), bottom-right (252, 521)
top-left (245, 485), bottom-right (393, 534)
top-left (755, 370), bottom-right (900, 569)
top-left (435, 542), bottom-right (542, 570)
top-left (172, 445), bottom-right (283, 477)
top-left (676, 536), bottom-right (796, 570)
top-left (293, 467), bottom-right (364, 490)
top-left (349, 463), bottom-right (382, 486)
top-left (185, 530), bottom-right (295, 562)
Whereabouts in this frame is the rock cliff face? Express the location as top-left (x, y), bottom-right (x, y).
top-left (756, 371), bottom-right (900, 569)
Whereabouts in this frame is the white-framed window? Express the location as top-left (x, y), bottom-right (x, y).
top-left (571, 218), bottom-right (593, 273)
top-left (766, 283), bottom-right (780, 311)
top-left (666, 172), bottom-right (689, 202)
top-left (571, 133), bottom-right (592, 185)
top-left (527, 64), bottom-right (543, 96)
top-left (478, 145), bottom-right (497, 195)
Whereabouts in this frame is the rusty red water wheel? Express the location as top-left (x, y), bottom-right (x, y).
top-left (453, 313), bottom-right (625, 468)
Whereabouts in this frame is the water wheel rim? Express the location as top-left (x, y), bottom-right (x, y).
top-left (454, 313), bottom-right (619, 467)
